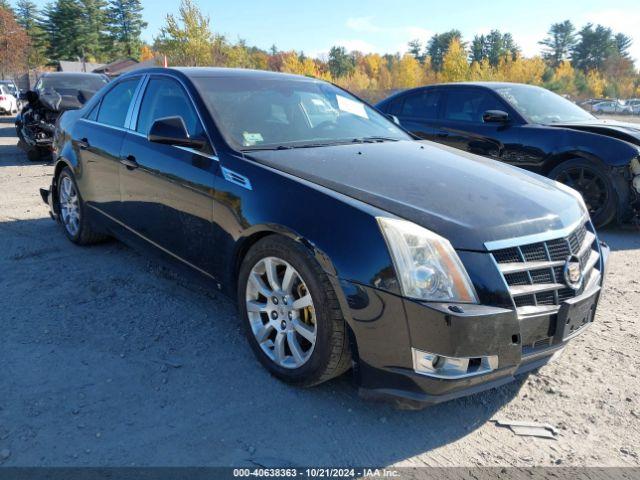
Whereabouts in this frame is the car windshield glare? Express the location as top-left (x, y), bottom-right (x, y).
top-left (192, 76), bottom-right (410, 150)
top-left (495, 85), bottom-right (595, 124)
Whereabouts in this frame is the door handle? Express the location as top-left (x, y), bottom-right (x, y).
top-left (436, 131), bottom-right (449, 138)
top-left (120, 155), bottom-right (139, 170)
top-left (78, 138), bottom-right (90, 150)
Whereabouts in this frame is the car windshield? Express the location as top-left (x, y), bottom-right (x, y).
top-left (192, 76), bottom-right (410, 150)
top-left (0, 82), bottom-right (17, 95)
top-left (494, 84), bottom-right (595, 124)
top-left (38, 75), bottom-right (108, 98)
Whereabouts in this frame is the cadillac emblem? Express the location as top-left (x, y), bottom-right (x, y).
top-left (563, 256), bottom-right (583, 290)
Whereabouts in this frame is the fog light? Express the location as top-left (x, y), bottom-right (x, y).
top-left (412, 348), bottom-right (498, 379)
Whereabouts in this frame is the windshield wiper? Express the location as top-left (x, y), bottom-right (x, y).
top-left (351, 136), bottom-right (400, 143)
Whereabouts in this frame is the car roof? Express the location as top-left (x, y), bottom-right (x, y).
top-left (121, 67), bottom-right (321, 82)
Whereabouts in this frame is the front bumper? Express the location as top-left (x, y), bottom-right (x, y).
top-left (344, 243), bottom-right (610, 408)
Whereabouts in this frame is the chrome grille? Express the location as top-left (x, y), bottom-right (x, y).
top-left (490, 221), bottom-right (601, 316)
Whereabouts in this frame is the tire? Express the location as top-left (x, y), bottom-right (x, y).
top-left (57, 167), bottom-right (108, 245)
top-left (237, 235), bottom-right (351, 387)
top-left (549, 158), bottom-right (617, 228)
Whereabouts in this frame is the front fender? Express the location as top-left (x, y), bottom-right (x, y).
top-left (213, 154), bottom-right (401, 300)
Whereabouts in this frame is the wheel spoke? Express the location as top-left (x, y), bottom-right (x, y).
top-left (281, 265), bottom-right (295, 294)
top-left (247, 300), bottom-right (268, 313)
top-left (287, 330), bottom-right (305, 364)
top-left (273, 331), bottom-right (286, 363)
top-left (292, 294), bottom-right (312, 310)
top-left (255, 323), bottom-right (273, 343)
top-left (249, 272), bottom-right (272, 298)
top-left (264, 258), bottom-right (281, 291)
top-left (293, 319), bottom-right (315, 343)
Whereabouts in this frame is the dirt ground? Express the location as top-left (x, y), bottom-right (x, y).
top-left (0, 114), bottom-right (639, 468)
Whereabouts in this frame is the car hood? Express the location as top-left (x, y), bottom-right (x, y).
top-left (549, 119), bottom-right (640, 146)
top-left (246, 140), bottom-right (585, 251)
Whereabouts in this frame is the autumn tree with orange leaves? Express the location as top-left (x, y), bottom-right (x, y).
top-left (0, 7), bottom-right (29, 79)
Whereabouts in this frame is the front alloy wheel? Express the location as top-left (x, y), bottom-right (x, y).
top-left (238, 235), bottom-right (351, 386)
top-left (246, 257), bottom-right (317, 369)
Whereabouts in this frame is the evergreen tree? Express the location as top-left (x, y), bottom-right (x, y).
top-left (15, 0), bottom-right (48, 66)
top-left (571, 23), bottom-right (616, 72)
top-left (327, 46), bottom-right (355, 78)
top-left (426, 30), bottom-right (462, 72)
top-left (41, 0), bottom-right (84, 61)
top-left (539, 20), bottom-right (576, 68)
top-left (407, 39), bottom-right (423, 62)
top-left (614, 33), bottom-right (632, 59)
top-left (79, 0), bottom-right (110, 61)
top-left (470, 30), bottom-right (519, 66)
top-left (107, 0), bottom-right (146, 58)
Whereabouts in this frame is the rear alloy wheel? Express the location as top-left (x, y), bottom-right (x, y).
top-left (59, 174), bottom-right (81, 238)
top-left (549, 159), bottom-right (617, 228)
top-left (238, 235), bottom-right (351, 386)
top-left (57, 168), bottom-right (108, 245)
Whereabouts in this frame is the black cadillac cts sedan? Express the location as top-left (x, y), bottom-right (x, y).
top-left (42, 68), bottom-right (609, 406)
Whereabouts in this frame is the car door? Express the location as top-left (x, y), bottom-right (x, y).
top-left (434, 87), bottom-right (523, 161)
top-left (72, 77), bottom-right (141, 219)
top-left (118, 75), bottom-right (219, 274)
top-left (392, 88), bottom-right (443, 141)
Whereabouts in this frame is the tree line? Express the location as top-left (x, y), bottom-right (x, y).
top-left (0, 0), bottom-right (145, 69)
top-left (1, 0), bottom-right (638, 100)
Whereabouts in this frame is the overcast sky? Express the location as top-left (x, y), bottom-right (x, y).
top-left (27, 0), bottom-right (640, 67)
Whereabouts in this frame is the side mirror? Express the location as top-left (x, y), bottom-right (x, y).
top-left (482, 110), bottom-right (509, 123)
top-left (148, 116), bottom-right (206, 149)
top-left (386, 113), bottom-right (401, 125)
top-left (21, 90), bottom-right (39, 103)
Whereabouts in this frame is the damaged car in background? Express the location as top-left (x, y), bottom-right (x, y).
top-left (16, 72), bottom-right (108, 161)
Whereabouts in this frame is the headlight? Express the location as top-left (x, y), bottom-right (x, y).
top-left (631, 157), bottom-right (640, 176)
top-left (377, 217), bottom-right (478, 303)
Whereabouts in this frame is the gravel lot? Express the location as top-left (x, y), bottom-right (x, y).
top-left (0, 114), bottom-right (639, 468)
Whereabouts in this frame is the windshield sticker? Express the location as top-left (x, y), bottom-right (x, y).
top-left (336, 95), bottom-right (368, 119)
top-left (242, 132), bottom-right (264, 145)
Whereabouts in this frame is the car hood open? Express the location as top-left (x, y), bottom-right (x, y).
top-left (549, 119), bottom-right (640, 146)
top-left (246, 140), bottom-right (585, 251)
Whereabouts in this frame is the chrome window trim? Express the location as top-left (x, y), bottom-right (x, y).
top-left (125, 74), bottom-right (149, 130)
top-left (484, 214), bottom-right (589, 251)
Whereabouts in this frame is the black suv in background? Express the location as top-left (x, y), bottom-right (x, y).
top-left (377, 82), bottom-right (640, 228)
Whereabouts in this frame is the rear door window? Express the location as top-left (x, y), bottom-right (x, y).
top-left (400, 90), bottom-right (441, 120)
top-left (96, 79), bottom-right (139, 128)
